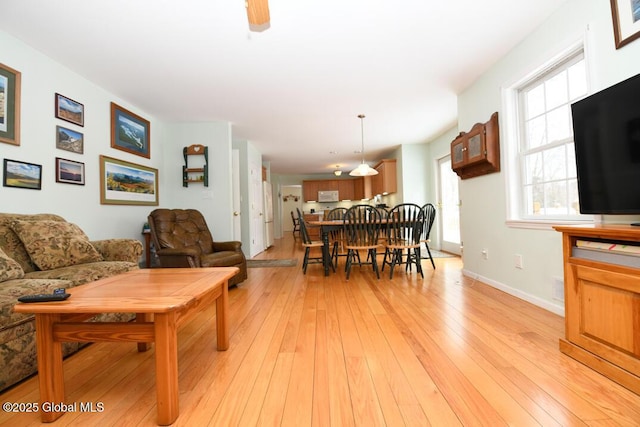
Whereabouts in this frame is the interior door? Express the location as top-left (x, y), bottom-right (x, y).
top-left (438, 155), bottom-right (461, 255)
top-left (232, 149), bottom-right (241, 241)
top-left (250, 162), bottom-right (264, 257)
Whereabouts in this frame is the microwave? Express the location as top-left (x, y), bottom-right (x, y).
top-left (317, 190), bottom-right (339, 202)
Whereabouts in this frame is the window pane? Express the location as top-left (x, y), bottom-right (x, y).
top-left (543, 146), bottom-right (567, 181)
top-left (568, 61), bottom-right (587, 100)
top-left (525, 84), bottom-right (545, 119)
top-left (567, 143), bottom-right (577, 178)
top-left (526, 115), bottom-right (546, 149)
top-left (524, 184), bottom-right (544, 215)
top-left (543, 181), bottom-right (568, 215)
top-left (568, 178), bottom-right (580, 214)
top-left (524, 152), bottom-right (543, 185)
top-left (545, 70), bottom-right (568, 110)
top-left (547, 105), bottom-right (572, 143)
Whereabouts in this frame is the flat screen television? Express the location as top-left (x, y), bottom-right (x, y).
top-left (571, 72), bottom-right (640, 222)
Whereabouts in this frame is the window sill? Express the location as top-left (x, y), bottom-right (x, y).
top-left (505, 219), bottom-right (594, 231)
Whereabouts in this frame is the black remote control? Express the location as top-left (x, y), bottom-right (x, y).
top-left (18, 288), bottom-right (70, 303)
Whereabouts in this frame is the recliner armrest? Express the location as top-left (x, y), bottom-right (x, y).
top-left (212, 241), bottom-right (243, 253)
top-left (155, 247), bottom-right (201, 268)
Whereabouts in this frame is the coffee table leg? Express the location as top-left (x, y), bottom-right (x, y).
top-left (154, 312), bottom-right (179, 425)
top-left (136, 312), bottom-right (152, 352)
top-left (35, 314), bottom-right (65, 422)
top-left (216, 280), bottom-right (229, 351)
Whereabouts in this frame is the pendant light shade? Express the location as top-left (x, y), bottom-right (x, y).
top-left (349, 114), bottom-right (378, 177)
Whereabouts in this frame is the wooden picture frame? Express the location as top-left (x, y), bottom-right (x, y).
top-left (55, 157), bottom-right (85, 185)
top-left (99, 155), bottom-right (158, 205)
top-left (56, 125), bottom-right (84, 154)
top-left (110, 102), bottom-right (150, 158)
top-left (3, 159), bottom-right (42, 190)
top-left (0, 63), bottom-right (21, 146)
top-left (55, 93), bottom-right (84, 127)
top-left (610, 0), bottom-right (640, 49)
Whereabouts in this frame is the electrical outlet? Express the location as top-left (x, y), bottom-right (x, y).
top-left (481, 248), bottom-right (488, 260)
top-left (515, 254), bottom-right (524, 269)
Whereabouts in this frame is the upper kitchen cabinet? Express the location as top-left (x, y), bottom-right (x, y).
top-left (451, 112), bottom-right (500, 179)
top-left (302, 180), bottom-right (321, 202)
top-left (371, 159), bottom-right (397, 196)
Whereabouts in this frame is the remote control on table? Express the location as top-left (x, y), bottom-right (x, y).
top-left (18, 288), bottom-right (71, 303)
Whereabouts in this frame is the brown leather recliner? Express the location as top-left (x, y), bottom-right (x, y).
top-left (147, 208), bottom-right (247, 287)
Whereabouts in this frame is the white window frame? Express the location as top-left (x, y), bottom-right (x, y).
top-left (502, 40), bottom-right (594, 230)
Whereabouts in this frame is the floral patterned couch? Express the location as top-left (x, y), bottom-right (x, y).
top-left (0, 213), bottom-right (143, 391)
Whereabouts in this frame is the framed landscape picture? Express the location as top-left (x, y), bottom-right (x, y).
top-left (0, 63), bottom-right (22, 146)
top-left (3, 159), bottom-right (42, 190)
top-left (611, 0), bottom-right (640, 49)
top-left (55, 93), bottom-right (84, 127)
top-left (56, 125), bottom-right (84, 154)
top-left (55, 157), bottom-right (85, 185)
top-left (99, 155), bottom-right (158, 205)
top-left (110, 102), bottom-right (150, 158)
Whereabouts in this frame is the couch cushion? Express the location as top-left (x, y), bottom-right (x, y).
top-left (0, 278), bottom-right (72, 332)
top-left (0, 214), bottom-right (67, 273)
top-left (0, 247), bottom-right (24, 282)
top-left (10, 220), bottom-right (104, 271)
top-left (24, 260), bottom-right (139, 287)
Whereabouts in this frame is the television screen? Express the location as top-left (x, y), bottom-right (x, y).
top-left (571, 72), bottom-right (640, 215)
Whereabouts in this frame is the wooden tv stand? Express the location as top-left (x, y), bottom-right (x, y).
top-left (554, 224), bottom-right (640, 394)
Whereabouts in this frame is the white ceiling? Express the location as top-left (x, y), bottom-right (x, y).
top-left (1, 0), bottom-right (568, 175)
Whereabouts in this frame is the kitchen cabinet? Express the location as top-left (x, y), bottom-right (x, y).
top-left (337, 179), bottom-right (355, 201)
top-left (451, 112), bottom-right (500, 179)
top-left (371, 159), bottom-right (397, 196)
top-left (302, 181), bottom-right (321, 202)
top-left (554, 224), bottom-right (640, 395)
top-left (303, 179), bottom-right (356, 202)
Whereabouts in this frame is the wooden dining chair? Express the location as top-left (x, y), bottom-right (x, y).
top-left (420, 203), bottom-right (437, 269)
top-left (343, 205), bottom-right (384, 280)
top-left (381, 203), bottom-right (424, 279)
top-left (296, 208), bottom-right (331, 274)
top-left (326, 207), bottom-right (348, 268)
top-left (290, 210), bottom-right (300, 237)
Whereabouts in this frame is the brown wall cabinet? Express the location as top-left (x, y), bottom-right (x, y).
top-left (554, 224), bottom-right (640, 395)
top-left (451, 112), bottom-right (500, 179)
top-left (371, 159), bottom-right (397, 196)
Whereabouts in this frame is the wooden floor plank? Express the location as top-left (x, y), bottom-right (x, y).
top-left (1, 234), bottom-right (639, 426)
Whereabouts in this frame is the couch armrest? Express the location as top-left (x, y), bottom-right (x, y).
top-left (212, 240), bottom-right (243, 253)
top-left (91, 239), bottom-right (143, 263)
top-left (155, 247), bottom-right (201, 268)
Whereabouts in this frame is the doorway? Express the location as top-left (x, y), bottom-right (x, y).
top-left (281, 185), bottom-right (302, 235)
top-left (437, 155), bottom-right (461, 255)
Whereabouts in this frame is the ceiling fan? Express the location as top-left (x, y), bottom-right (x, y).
top-left (246, 0), bottom-right (270, 32)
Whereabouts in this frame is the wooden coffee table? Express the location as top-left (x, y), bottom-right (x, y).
top-left (13, 267), bottom-right (238, 425)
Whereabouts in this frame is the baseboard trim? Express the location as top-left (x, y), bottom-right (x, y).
top-left (461, 268), bottom-right (565, 317)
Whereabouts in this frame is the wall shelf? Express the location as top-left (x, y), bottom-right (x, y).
top-left (182, 144), bottom-right (208, 187)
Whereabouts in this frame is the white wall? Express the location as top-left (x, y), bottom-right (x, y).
top-left (453, 0), bottom-right (640, 315)
top-left (162, 122), bottom-right (234, 242)
top-left (0, 30), bottom-right (164, 245)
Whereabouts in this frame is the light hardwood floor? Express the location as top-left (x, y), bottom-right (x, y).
top-left (2, 234), bottom-right (639, 426)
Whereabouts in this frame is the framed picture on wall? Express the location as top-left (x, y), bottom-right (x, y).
top-left (55, 93), bottom-right (84, 127)
top-left (99, 155), bottom-right (158, 205)
top-left (55, 157), bottom-right (85, 185)
top-left (2, 159), bottom-right (42, 190)
top-left (56, 125), bottom-right (84, 154)
top-left (0, 63), bottom-right (22, 146)
top-left (110, 102), bottom-right (150, 159)
top-left (610, 0), bottom-right (640, 49)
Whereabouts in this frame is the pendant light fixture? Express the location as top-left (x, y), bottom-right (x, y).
top-left (349, 114), bottom-right (379, 176)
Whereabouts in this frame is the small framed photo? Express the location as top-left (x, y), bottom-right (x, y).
top-left (55, 93), bottom-right (84, 127)
top-left (56, 125), bottom-right (84, 154)
top-left (111, 102), bottom-right (150, 158)
top-left (3, 158), bottom-right (42, 190)
top-left (610, 0), bottom-right (640, 49)
top-left (0, 63), bottom-right (22, 146)
top-left (100, 155), bottom-right (158, 205)
top-left (55, 157), bottom-right (85, 185)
